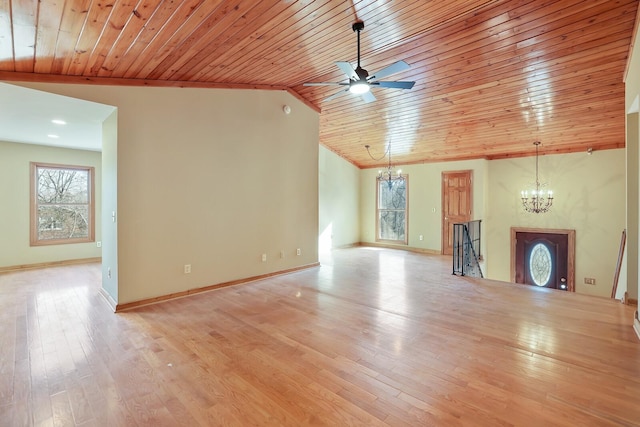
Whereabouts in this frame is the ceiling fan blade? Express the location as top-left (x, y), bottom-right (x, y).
top-left (303, 82), bottom-right (348, 86)
top-left (372, 81), bottom-right (415, 89)
top-left (368, 60), bottom-right (411, 82)
top-left (335, 61), bottom-right (358, 81)
top-left (361, 90), bottom-right (376, 103)
top-left (324, 88), bottom-right (350, 102)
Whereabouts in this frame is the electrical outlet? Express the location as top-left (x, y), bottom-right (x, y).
top-left (262, 254), bottom-right (267, 262)
top-left (184, 264), bottom-right (191, 274)
top-left (584, 277), bottom-right (596, 285)
top-left (96, 241), bottom-right (102, 248)
top-left (296, 248), bottom-right (301, 256)
top-left (419, 235), bottom-right (423, 241)
top-left (107, 267), bottom-right (111, 279)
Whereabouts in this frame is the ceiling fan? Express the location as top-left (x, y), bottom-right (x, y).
top-left (303, 21), bottom-right (415, 103)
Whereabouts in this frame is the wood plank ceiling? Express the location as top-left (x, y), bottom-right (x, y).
top-left (0, 0), bottom-right (638, 168)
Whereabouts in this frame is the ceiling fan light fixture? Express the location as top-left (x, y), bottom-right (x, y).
top-left (302, 20), bottom-right (415, 103)
top-left (350, 80), bottom-right (370, 94)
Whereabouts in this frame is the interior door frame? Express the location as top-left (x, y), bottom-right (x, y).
top-left (441, 170), bottom-right (472, 255)
top-left (510, 227), bottom-right (576, 292)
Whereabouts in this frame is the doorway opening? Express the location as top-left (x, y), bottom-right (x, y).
top-left (510, 227), bottom-right (575, 291)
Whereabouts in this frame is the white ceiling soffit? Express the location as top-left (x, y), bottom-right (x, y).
top-left (0, 83), bottom-right (116, 152)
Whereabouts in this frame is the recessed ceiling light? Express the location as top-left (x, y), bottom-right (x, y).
top-left (47, 134), bottom-right (59, 139)
top-left (51, 119), bottom-right (66, 125)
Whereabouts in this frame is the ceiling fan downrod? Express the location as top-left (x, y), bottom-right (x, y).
top-left (352, 21), bottom-right (364, 70)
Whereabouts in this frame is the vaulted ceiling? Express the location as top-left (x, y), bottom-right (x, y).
top-left (0, 0), bottom-right (638, 168)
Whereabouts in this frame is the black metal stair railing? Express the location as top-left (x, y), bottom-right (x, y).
top-left (452, 220), bottom-right (483, 278)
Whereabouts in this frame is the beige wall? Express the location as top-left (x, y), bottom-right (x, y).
top-left (4, 41), bottom-right (633, 304)
top-left (486, 149), bottom-right (626, 297)
top-left (14, 83), bottom-right (319, 305)
top-left (359, 159), bottom-right (488, 254)
top-left (627, 113), bottom-right (639, 301)
top-left (319, 146), bottom-right (360, 252)
top-left (0, 141), bottom-right (102, 267)
top-left (358, 150), bottom-right (625, 298)
top-left (625, 16), bottom-right (640, 303)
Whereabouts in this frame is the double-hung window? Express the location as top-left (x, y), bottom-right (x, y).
top-left (376, 177), bottom-right (408, 244)
top-left (30, 162), bottom-right (95, 246)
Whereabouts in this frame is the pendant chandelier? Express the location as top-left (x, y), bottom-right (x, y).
top-left (365, 142), bottom-right (404, 189)
top-left (521, 141), bottom-right (553, 213)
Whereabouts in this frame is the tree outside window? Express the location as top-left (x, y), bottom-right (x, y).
top-left (376, 177), bottom-right (408, 244)
top-left (30, 162), bottom-right (95, 246)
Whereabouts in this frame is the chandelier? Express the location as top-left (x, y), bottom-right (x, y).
top-left (365, 142), bottom-right (405, 189)
top-left (521, 141), bottom-right (553, 213)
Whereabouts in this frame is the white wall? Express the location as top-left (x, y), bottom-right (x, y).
top-left (15, 83), bottom-right (320, 306)
top-left (0, 141), bottom-right (102, 267)
top-left (486, 149), bottom-right (625, 297)
top-left (318, 146), bottom-right (360, 252)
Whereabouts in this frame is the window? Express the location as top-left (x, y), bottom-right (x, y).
top-left (376, 177), bottom-right (408, 244)
top-left (30, 162), bottom-right (95, 246)
top-left (529, 242), bottom-right (552, 287)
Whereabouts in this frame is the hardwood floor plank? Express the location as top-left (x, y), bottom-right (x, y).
top-left (50, 390), bottom-right (74, 426)
top-left (65, 372), bottom-right (94, 425)
top-left (0, 249), bottom-right (638, 425)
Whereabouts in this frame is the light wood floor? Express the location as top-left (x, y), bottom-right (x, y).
top-left (1, 248), bottom-right (639, 426)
